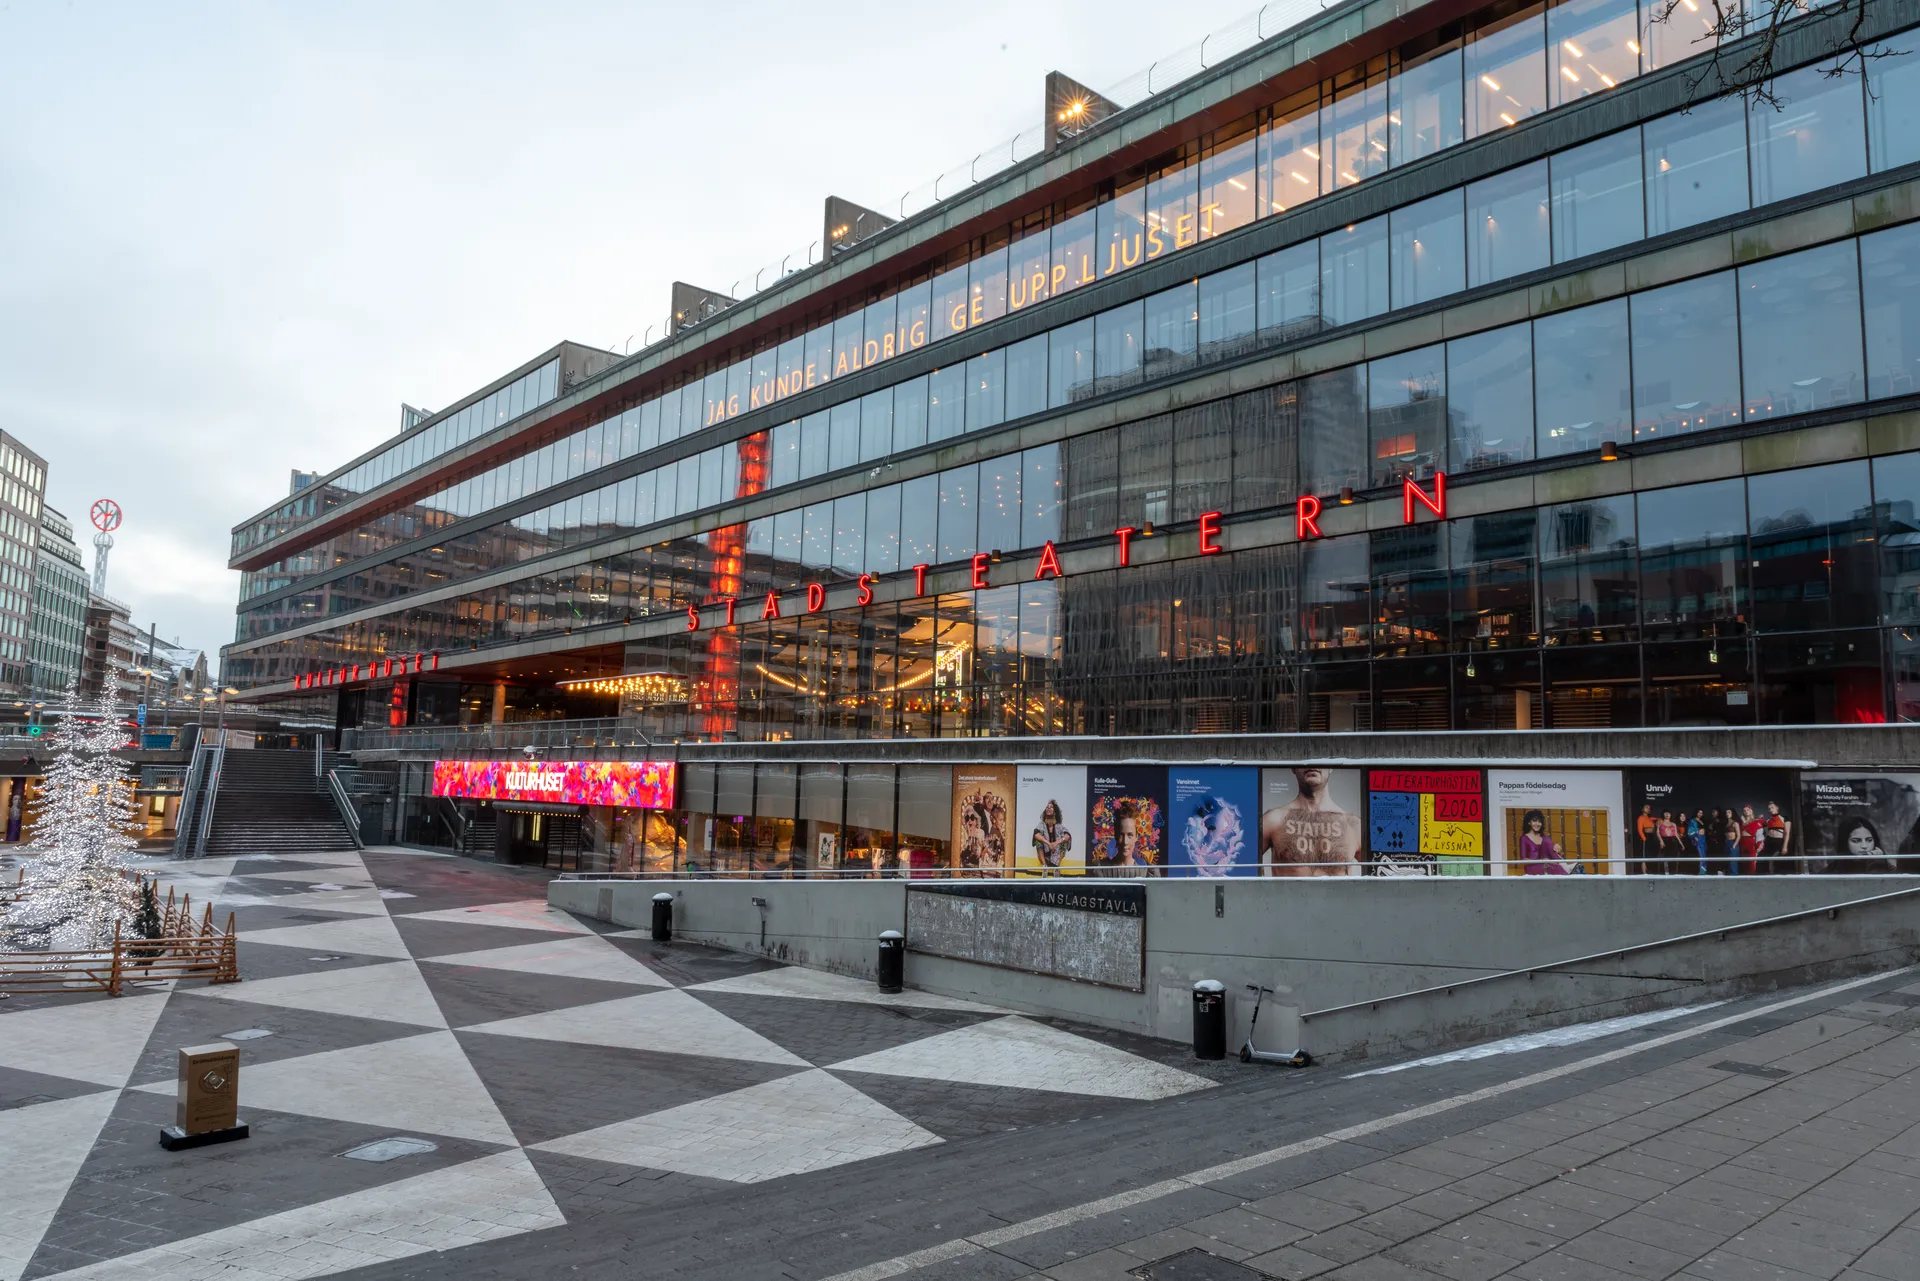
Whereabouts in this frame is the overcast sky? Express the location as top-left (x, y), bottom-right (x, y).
top-left (0, 0), bottom-right (1256, 665)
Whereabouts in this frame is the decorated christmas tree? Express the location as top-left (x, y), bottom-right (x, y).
top-left (0, 672), bottom-right (142, 951)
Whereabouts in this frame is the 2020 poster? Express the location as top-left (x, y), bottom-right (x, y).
top-left (1366, 769), bottom-right (1485, 875)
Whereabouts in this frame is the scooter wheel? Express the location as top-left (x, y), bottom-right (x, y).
top-left (1238, 1046), bottom-right (1253, 1063)
top-left (1291, 1050), bottom-right (1314, 1068)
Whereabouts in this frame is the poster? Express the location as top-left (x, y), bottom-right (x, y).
top-left (1487, 770), bottom-right (1625, 876)
top-left (1798, 772), bottom-right (1920, 874)
top-left (815, 831), bottom-right (839, 870)
top-left (951, 764), bottom-right (1015, 878)
top-left (1088, 766), bottom-right (1167, 877)
top-left (1625, 768), bottom-right (1797, 875)
top-left (1366, 769), bottom-right (1484, 876)
top-left (1168, 766), bottom-right (1260, 876)
top-left (1014, 764), bottom-right (1087, 876)
top-left (1258, 767), bottom-right (1366, 876)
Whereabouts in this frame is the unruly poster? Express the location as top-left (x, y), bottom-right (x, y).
top-left (1258, 767), bottom-right (1365, 875)
top-left (1366, 769), bottom-right (1485, 876)
top-left (1168, 766), bottom-right (1259, 876)
top-left (1625, 768), bottom-right (1797, 875)
top-left (951, 764), bottom-right (1015, 878)
top-left (1487, 770), bottom-right (1624, 875)
top-left (1014, 764), bottom-right (1088, 876)
top-left (1088, 766), bottom-right (1167, 877)
top-left (1798, 771), bottom-right (1920, 873)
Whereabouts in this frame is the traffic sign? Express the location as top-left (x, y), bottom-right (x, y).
top-left (27, 725), bottom-right (42, 737)
top-left (136, 704), bottom-right (147, 726)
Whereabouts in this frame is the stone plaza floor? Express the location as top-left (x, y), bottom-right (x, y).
top-left (1, 846), bottom-right (1918, 1281)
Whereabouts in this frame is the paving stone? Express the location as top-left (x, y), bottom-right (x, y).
top-left (1382, 1234), bottom-right (1524, 1281)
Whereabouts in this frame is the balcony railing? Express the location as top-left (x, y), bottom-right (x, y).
top-left (341, 716), bottom-right (657, 757)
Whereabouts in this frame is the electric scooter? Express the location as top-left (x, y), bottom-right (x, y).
top-left (1241, 984), bottom-right (1313, 1067)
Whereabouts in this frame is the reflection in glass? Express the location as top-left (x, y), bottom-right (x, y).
top-left (893, 375), bottom-right (929, 451)
top-left (1322, 68), bottom-right (1391, 191)
top-left (1097, 180), bottom-right (1147, 280)
top-left (1198, 261), bottom-right (1256, 361)
top-left (1453, 511), bottom-right (1537, 647)
top-left (1256, 242), bottom-right (1320, 341)
top-left (1874, 451), bottom-right (1920, 624)
top-left (1448, 323), bottom-right (1534, 471)
top-left (1535, 298), bottom-right (1630, 456)
top-left (1049, 207), bottom-right (1098, 302)
top-left (1369, 344), bottom-right (1448, 487)
top-left (1748, 460), bottom-right (1877, 633)
top-left (859, 390), bottom-right (893, 463)
top-left (1301, 533), bottom-right (1371, 654)
top-left (865, 484), bottom-right (901, 574)
top-left (1300, 366), bottom-right (1369, 497)
top-left (1862, 222), bottom-right (1920, 401)
top-left (832, 494), bottom-right (866, 577)
top-left (1144, 282), bottom-right (1197, 380)
top-left (1371, 524), bottom-right (1450, 654)
top-left (1547, 0), bottom-right (1640, 107)
top-left (1643, 96), bottom-right (1749, 236)
top-left (1739, 241), bottom-right (1864, 420)
top-left (1391, 42), bottom-right (1464, 167)
top-left (1095, 300), bottom-right (1145, 393)
top-left (1638, 477), bottom-right (1747, 639)
top-left (1549, 129), bottom-right (1644, 262)
top-left (802, 501), bottom-right (833, 570)
top-left (1540, 494), bottom-right (1637, 638)
top-left (1867, 35), bottom-right (1920, 172)
top-left (1061, 429), bottom-right (1118, 540)
top-left (1117, 416), bottom-right (1173, 529)
top-left (1259, 89), bottom-right (1322, 214)
top-left (977, 455), bottom-right (1022, 555)
top-left (1748, 60), bottom-right (1867, 206)
top-left (1006, 333), bottom-right (1048, 420)
top-left (1630, 272), bottom-right (1741, 439)
top-left (1642, 0), bottom-right (1719, 70)
top-left (1389, 189), bottom-right (1466, 308)
top-left (1200, 123), bottom-right (1260, 237)
top-left (1466, 4), bottom-right (1549, 138)
top-left (799, 412), bottom-right (829, 479)
top-left (1009, 229), bottom-right (1052, 314)
top-left (1022, 445), bottom-right (1062, 548)
top-left (900, 474), bottom-right (938, 567)
top-left (1467, 160), bottom-right (1550, 286)
top-left (932, 263), bottom-right (970, 342)
top-left (1050, 317), bottom-right (1095, 407)
top-left (928, 365), bottom-right (966, 442)
top-left (965, 348), bottom-right (1006, 433)
top-left (937, 465), bottom-right (978, 563)
top-left (969, 246), bottom-right (1009, 330)
top-left (1173, 402), bottom-right (1232, 522)
top-left (1145, 156), bottom-right (1200, 262)
top-left (1321, 216), bottom-right (1388, 327)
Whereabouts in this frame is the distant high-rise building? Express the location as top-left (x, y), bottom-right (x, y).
top-left (30, 505), bottom-right (87, 700)
top-left (0, 433), bottom-right (47, 698)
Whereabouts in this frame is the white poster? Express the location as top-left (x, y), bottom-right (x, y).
top-left (1014, 764), bottom-right (1087, 877)
top-left (1487, 770), bottom-right (1626, 876)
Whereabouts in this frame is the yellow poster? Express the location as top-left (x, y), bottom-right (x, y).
top-left (1419, 792), bottom-right (1483, 858)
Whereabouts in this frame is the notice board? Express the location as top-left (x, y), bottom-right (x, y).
top-left (905, 881), bottom-right (1145, 991)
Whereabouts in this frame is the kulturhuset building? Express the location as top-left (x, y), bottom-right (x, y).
top-left (221, 0), bottom-right (1920, 875)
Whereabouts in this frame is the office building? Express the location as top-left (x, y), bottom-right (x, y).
top-left (29, 504), bottom-right (86, 701)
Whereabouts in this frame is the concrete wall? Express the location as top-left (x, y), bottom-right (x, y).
top-left (552, 876), bottom-right (1920, 1063)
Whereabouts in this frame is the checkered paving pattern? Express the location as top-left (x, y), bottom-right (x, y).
top-left (0, 845), bottom-right (1215, 1280)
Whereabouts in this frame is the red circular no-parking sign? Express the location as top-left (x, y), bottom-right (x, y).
top-left (90, 499), bottom-right (122, 533)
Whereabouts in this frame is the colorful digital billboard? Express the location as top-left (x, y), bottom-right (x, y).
top-left (431, 759), bottom-right (676, 809)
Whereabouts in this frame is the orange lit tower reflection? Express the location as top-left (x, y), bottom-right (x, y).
top-left (699, 431), bottom-right (768, 739)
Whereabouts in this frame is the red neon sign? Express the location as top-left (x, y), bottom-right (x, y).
top-left (1197, 511), bottom-right (1223, 555)
top-left (1403, 472), bottom-right (1446, 523)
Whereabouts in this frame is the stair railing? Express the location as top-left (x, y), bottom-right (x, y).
top-left (325, 769), bottom-right (365, 850)
top-left (190, 730), bottom-right (227, 858)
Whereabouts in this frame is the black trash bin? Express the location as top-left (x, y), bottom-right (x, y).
top-left (650, 892), bottom-right (674, 942)
top-left (877, 929), bottom-right (904, 994)
top-left (1192, 980), bottom-right (1226, 1060)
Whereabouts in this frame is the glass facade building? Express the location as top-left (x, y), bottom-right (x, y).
top-left (229, 0), bottom-right (1920, 748)
top-left (30, 505), bottom-right (86, 700)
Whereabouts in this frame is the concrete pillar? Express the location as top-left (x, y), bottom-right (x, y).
top-left (490, 683), bottom-right (507, 724)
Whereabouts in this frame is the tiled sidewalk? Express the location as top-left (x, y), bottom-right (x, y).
top-left (1004, 986), bottom-right (1920, 1280)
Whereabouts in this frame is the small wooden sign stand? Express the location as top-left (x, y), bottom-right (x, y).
top-left (159, 1042), bottom-right (249, 1150)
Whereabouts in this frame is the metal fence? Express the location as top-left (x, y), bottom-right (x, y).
top-left (341, 717), bottom-right (657, 757)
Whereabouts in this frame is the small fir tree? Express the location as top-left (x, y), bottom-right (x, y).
top-left (131, 879), bottom-right (163, 961)
top-left (0, 671), bottom-right (142, 951)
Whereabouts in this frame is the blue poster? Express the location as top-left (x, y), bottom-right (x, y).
top-left (1369, 790), bottom-right (1419, 855)
top-left (1168, 766), bottom-right (1260, 877)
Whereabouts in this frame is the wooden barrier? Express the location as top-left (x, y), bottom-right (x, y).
top-left (0, 878), bottom-right (239, 997)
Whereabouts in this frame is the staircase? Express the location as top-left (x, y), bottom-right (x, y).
top-left (202, 750), bottom-right (359, 857)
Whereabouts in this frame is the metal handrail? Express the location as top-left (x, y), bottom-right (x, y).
top-left (341, 715), bottom-right (656, 755)
top-left (170, 744), bottom-right (211, 859)
top-left (325, 769), bottom-right (364, 850)
top-left (1300, 882), bottom-right (1920, 1023)
top-left (191, 731), bottom-right (227, 857)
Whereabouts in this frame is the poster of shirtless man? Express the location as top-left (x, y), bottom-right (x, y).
top-left (1259, 767), bottom-right (1365, 876)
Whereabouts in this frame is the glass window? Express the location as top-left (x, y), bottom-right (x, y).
top-left (1259, 90), bottom-right (1323, 214)
top-left (1257, 241), bottom-right (1321, 342)
top-left (859, 389), bottom-right (893, 462)
top-left (1232, 383), bottom-right (1298, 510)
top-left (1144, 282), bottom-right (1197, 380)
top-left (1643, 97), bottom-right (1749, 236)
top-left (1322, 69), bottom-right (1391, 191)
top-left (1448, 323), bottom-right (1534, 471)
top-left (1371, 524), bottom-right (1450, 653)
top-left (977, 455), bottom-right (1022, 554)
top-left (1638, 477), bottom-right (1747, 639)
top-left (1117, 416), bottom-right (1174, 529)
top-left (893, 374), bottom-right (929, 451)
top-left (1300, 366), bottom-right (1369, 497)
top-left (1467, 159), bottom-right (1550, 287)
top-left (1643, 0), bottom-right (1720, 71)
top-left (832, 493), bottom-right (867, 576)
top-left (1535, 298), bottom-right (1630, 456)
top-left (1199, 122), bottom-right (1259, 238)
top-left (1050, 316), bottom-right (1095, 406)
top-left (1548, 0), bottom-right (1640, 107)
top-left (1389, 189), bottom-right (1466, 308)
top-left (900, 474), bottom-right (939, 567)
top-left (1739, 240), bottom-right (1864, 421)
top-left (828, 401), bottom-right (860, 472)
top-left (1095, 300), bottom-right (1145, 392)
top-left (965, 348), bottom-right (1006, 433)
top-left (832, 312), bottom-right (865, 379)
top-left (897, 280), bottom-right (932, 354)
top-left (927, 365), bottom-right (966, 442)
top-left (1630, 272), bottom-right (1741, 439)
top-left (1198, 262), bottom-right (1256, 360)
top-left (1006, 334), bottom-right (1048, 419)
top-left (1145, 157), bottom-right (1199, 261)
top-left (803, 323), bottom-right (833, 391)
top-left (802, 501), bottom-right (833, 570)
top-left (865, 483), bottom-right (901, 574)
top-left (1756, 629), bottom-right (1884, 725)
top-left (1369, 344), bottom-right (1448, 486)
top-left (1466, 4), bottom-right (1550, 139)
top-left (1749, 60), bottom-right (1868, 206)
top-left (1097, 180), bottom-right (1147, 280)
top-left (861, 294), bottom-right (897, 368)
top-left (1867, 33), bottom-right (1920, 172)
top-left (1540, 494), bottom-right (1637, 637)
top-left (798, 411), bottom-right (830, 479)
top-left (1172, 402), bottom-right (1232, 522)
top-left (1009, 228), bottom-right (1052, 314)
top-left (1301, 533), bottom-right (1371, 654)
top-left (1022, 444), bottom-right (1062, 548)
top-left (1391, 41), bottom-right (1464, 167)
top-left (1321, 216), bottom-right (1388, 327)
top-left (1049, 206), bottom-right (1098, 300)
top-left (932, 262), bottom-right (970, 341)
top-left (969, 246), bottom-right (1009, 329)
top-left (1550, 128), bottom-right (1644, 262)
top-left (938, 465), bottom-right (977, 562)
top-left (1749, 460), bottom-right (1877, 633)
top-left (1453, 511), bottom-right (1538, 647)
top-left (1062, 429), bottom-right (1118, 540)
top-left (1862, 222), bottom-right (1920, 401)
top-left (1872, 450), bottom-right (1920, 624)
